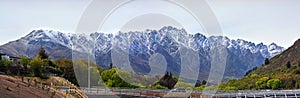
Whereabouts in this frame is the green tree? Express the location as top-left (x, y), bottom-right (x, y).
top-left (20, 56), bottom-right (29, 73)
top-left (30, 57), bottom-right (43, 77)
top-left (106, 79), bottom-right (113, 87)
top-left (101, 68), bottom-right (136, 88)
top-left (256, 77), bottom-right (269, 89)
top-left (3, 59), bottom-right (12, 74)
top-left (267, 79), bottom-right (281, 89)
top-left (101, 68), bottom-right (116, 82)
top-left (55, 58), bottom-right (78, 85)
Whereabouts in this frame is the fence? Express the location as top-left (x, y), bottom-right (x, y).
top-left (80, 88), bottom-right (300, 98)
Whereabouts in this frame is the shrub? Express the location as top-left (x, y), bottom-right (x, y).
top-left (293, 67), bottom-right (300, 74)
top-left (194, 85), bottom-right (205, 90)
top-left (224, 86), bottom-right (237, 90)
top-left (267, 79), bottom-right (281, 89)
top-left (153, 84), bottom-right (168, 89)
top-left (250, 74), bottom-right (259, 78)
top-left (256, 77), bottom-right (269, 89)
top-left (227, 78), bottom-right (237, 85)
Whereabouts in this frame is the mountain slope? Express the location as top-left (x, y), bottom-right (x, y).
top-left (219, 38), bottom-right (300, 90)
top-left (253, 38), bottom-right (300, 74)
top-left (0, 26), bottom-right (285, 80)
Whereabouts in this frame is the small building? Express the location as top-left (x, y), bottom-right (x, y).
top-left (0, 53), bottom-right (22, 67)
top-left (10, 56), bottom-right (21, 66)
top-left (0, 53), bottom-right (10, 61)
top-left (0, 53), bottom-right (5, 60)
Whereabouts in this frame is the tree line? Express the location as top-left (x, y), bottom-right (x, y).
top-left (0, 47), bottom-right (78, 86)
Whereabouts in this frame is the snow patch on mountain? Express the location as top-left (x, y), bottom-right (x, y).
top-left (23, 26), bottom-right (284, 59)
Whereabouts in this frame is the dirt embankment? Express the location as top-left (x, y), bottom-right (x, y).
top-left (0, 75), bottom-right (75, 98)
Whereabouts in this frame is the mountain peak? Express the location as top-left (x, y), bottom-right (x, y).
top-left (19, 27), bottom-right (286, 59)
top-left (159, 26), bottom-right (187, 35)
top-left (293, 38), bottom-right (300, 47)
top-left (160, 26), bottom-right (180, 31)
top-left (267, 42), bottom-right (284, 57)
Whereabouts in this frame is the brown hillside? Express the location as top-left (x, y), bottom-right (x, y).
top-left (253, 39), bottom-right (300, 74)
top-left (0, 75), bottom-right (74, 98)
top-left (218, 38), bottom-right (300, 90)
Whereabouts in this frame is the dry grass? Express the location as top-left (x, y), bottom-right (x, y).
top-left (0, 75), bottom-right (75, 98)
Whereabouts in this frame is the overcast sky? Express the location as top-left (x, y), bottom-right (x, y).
top-left (1, 0), bottom-right (300, 48)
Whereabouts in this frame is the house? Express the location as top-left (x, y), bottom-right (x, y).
top-left (0, 53), bottom-right (22, 66)
top-left (0, 53), bottom-right (10, 61)
top-left (10, 56), bottom-right (21, 67)
top-left (0, 53), bottom-right (4, 60)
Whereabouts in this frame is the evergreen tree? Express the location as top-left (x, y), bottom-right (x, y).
top-left (159, 71), bottom-right (177, 89)
top-left (286, 61), bottom-right (291, 68)
top-left (195, 80), bottom-right (202, 87)
top-left (166, 72), bottom-right (170, 77)
top-left (29, 47), bottom-right (50, 78)
top-left (38, 47), bottom-right (48, 59)
top-left (201, 80), bottom-right (207, 85)
top-left (109, 62), bottom-right (113, 69)
top-left (264, 58), bottom-right (270, 65)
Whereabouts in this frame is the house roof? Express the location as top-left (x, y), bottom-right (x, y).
top-left (10, 56), bottom-right (21, 59)
top-left (0, 53), bottom-right (28, 60)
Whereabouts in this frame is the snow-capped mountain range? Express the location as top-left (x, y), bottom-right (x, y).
top-left (0, 26), bottom-right (284, 79)
top-left (20, 26), bottom-right (283, 58)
